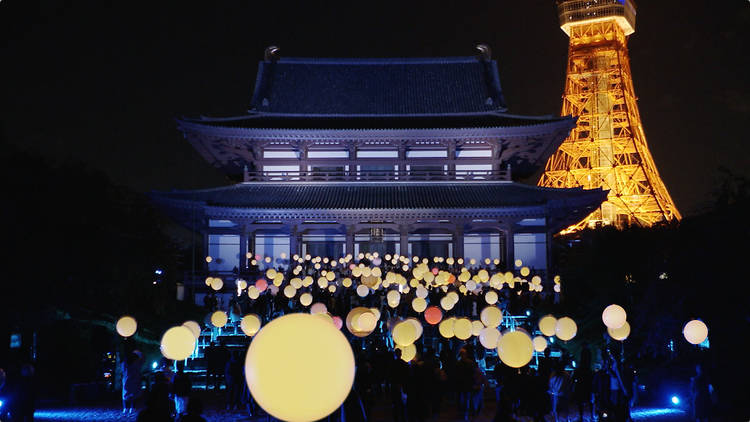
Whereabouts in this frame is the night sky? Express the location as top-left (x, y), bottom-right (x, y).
top-left (2, 1), bottom-right (748, 216)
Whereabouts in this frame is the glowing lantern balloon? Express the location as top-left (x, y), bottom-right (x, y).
top-left (332, 316), bottom-right (343, 330)
top-left (342, 278), bottom-right (352, 288)
top-left (497, 330), bottom-right (534, 368)
top-left (480, 306), bottom-right (503, 328)
top-left (485, 291), bottom-right (498, 305)
top-left (446, 291), bottom-right (459, 304)
top-left (538, 315), bottom-right (557, 337)
top-left (387, 290), bottom-right (400, 303)
top-left (520, 267), bottom-right (530, 277)
top-left (397, 343), bottom-right (417, 362)
top-left (265, 268), bottom-right (277, 280)
top-left (346, 307), bottom-right (376, 337)
top-left (300, 292), bottom-right (313, 306)
top-left (479, 327), bottom-right (501, 349)
top-left (116, 316), bottom-right (137, 338)
top-left (602, 304), bottom-right (627, 329)
top-left (471, 320), bottom-right (484, 337)
top-left (555, 317), bottom-right (577, 341)
top-left (608, 321), bottom-right (631, 341)
top-left (532, 336), bottom-right (548, 353)
top-left (255, 278), bottom-right (267, 292)
top-left (210, 277), bottom-right (224, 291)
top-left (683, 320), bottom-right (708, 345)
top-left (182, 320), bottom-right (201, 339)
top-left (211, 311), bottom-right (228, 328)
top-left (245, 313), bottom-right (355, 422)
top-left (356, 285), bottom-right (369, 298)
top-left (553, 284), bottom-right (561, 293)
top-left (453, 318), bottom-right (472, 340)
top-left (411, 297), bottom-right (427, 313)
top-left (424, 306), bottom-right (443, 325)
top-left (406, 317), bottom-right (423, 340)
top-left (248, 286), bottom-right (260, 299)
top-left (310, 303), bottom-right (327, 315)
top-left (316, 312), bottom-right (334, 325)
top-left (416, 285), bottom-right (428, 298)
top-left (283, 285), bottom-right (297, 298)
top-left (438, 318), bottom-right (455, 338)
top-left (369, 308), bottom-right (381, 321)
top-left (237, 279), bottom-right (248, 290)
top-left (392, 321), bottom-right (418, 346)
top-left (440, 296), bottom-right (455, 311)
top-left (240, 314), bottom-right (262, 337)
top-left (160, 326), bottom-right (196, 361)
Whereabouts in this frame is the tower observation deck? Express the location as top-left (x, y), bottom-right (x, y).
top-left (540, 0), bottom-right (681, 231)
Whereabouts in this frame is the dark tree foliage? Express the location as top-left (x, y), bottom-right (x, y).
top-left (550, 170), bottom-right (750, 418)
top-left (0, 141), bottom-right (201, 397)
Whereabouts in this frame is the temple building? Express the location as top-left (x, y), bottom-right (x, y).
top-left (152, 46), bottom-right (606, 283)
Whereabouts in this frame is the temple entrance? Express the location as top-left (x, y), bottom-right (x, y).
top-left (408, 229), bottom-right (453, 258)
top-left (301, 230), bottom-right (345, 258)
top-left (354, 229), bottom-right (400, 256)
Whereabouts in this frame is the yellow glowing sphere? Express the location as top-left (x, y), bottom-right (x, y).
top-left (440, 296), bottom-right (454, 311)
top-left (205, 256), bottom-right (213, 263)
top-left (245, 313), bottom-right (355, 422)
top-left (453, 318), bottom-right (473, 340)
top-left (520, 267), bottom-right (530, 277)
top-left (478, 269), bottom-right (489, 282)
top-left (514, 259), bottom-right (522, 267)
top-left (265, 256), bottom-right (272, 263)
top-left (317, 277), bottom-right (328, 289)
top-left (345, 307), bottom-right (375, 337)
top-left (210, 277), bottom-right (224, 291)
top-left (471, 320), bottom-right (484, 337)
top-left (309, 303), bottom-right (327, 315)
top-left (342, 277), bottom-right (352, 288)
top-left (328, 285), bottom-right (336, 293)
top-left (369, 308), bottom-right (381, 321)
top-left (283, 285), bottom-right (297, 298)
top-left (266, 269), bottom-right (277, 280)
top-left (326, 271), bottom-right (336, 281)
top-left (439, 317), bottom-right (455, 338)
top-left (538, 315), bottom-right (557, 337)
top-left (446, 291), bottom-right (459, 304)
top-left (248, 286), bottom-right (260, 299)
top-left (555, 317), bottom-right (577, 341)
top-left (205, 277), bottom-right (213, 286)
top-left (497, 330), bottom-right (534, 368)
top-left (485, 291), bottom-right (498, 305)
top-left (608, 321), bottom-right (631, 341)
top-left (532, 335), bottom-right (548, 353)
top-left (272, 276), bottom-right (283, 287)
top-left (316, 312), bottom-right (334, 325)
top-left (392, 321), bottom-right (418, 346)
top-left (241, 314), bottom-right (262, 336)
top-left (683, 319), bottom-right (708, 345)
top-left (116, 316), bottom-right (137, 338)
top-left (356, 284), bottom-right (369, 297)
top-left (211, 311), bottom-right (228, 328)
top-left (406, 317), bottom-right (423, 340)
top-left (602, 304), bottom-right (627, 329)
top-left (182, 320), bottom-right (201, 339)
top-left (411, 297), bottom-right (427, 313)
top-left (479, 327), bottom-right (501, 349)
top-left (480, 306), bottom-right (503, 328)
top-left (397, 343), bottom-right (417, 362)
top-left (160, 326), bottom-right (196, 361)
top-left (300, 292), bottom-right (313, 306)
top-left (302, 276), bottom-right (313, 287)
top-left (356, 311), bottom-right (377, 332)
top-left (387, 290), bottom-right (400, 303)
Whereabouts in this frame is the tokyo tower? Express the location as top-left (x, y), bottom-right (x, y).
top-left (539, 0), bottom-right (681, 232)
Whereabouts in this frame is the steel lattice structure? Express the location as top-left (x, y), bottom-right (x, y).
top-left (540, 0), bottom-right (680, 232)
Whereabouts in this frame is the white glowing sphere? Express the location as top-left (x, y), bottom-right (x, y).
top-left (245, 313), bottom-right (355, 422)
top-left (310, 303), bottom-right (327, 315)
top-left (555, 317), bottom-right (577, 341)
top-left (160, 326), bottom-right (196, 361)
top-left (299, 292), bottom-right (313, 306)
top-left (485, 290), bottom-right (498, 305)
top-left (356, 285), bottom-right (369, 298)
top-left (602, 304), bottom-right (627, 329)
top-left (210, 277), bottom-right (224, 291)
top-left (532, 335), bottom-right (548, 352)
top-left (480, 306), bottom-right (503, 328)
top-left (479, 327), bottom-right (501, 349)
top-left (116, 316), bottom-right (137, 338)
top-left (283, 285), bottom-right (297, 298)
top-left (683, 319), bottom-right (708, 345)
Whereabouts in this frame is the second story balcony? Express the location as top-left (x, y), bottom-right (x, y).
top-left (242, 167), bottom-right (512, 182)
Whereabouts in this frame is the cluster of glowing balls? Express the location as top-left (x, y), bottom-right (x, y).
top-left (116, 316), bottom-right (137, 338)
top-left (160, 326), bottom-right (196, 361)
top-left (211, 310), bottom-right (228, 328)
top-left (607, 321), bottom-right (631, 341)
top-left (346, 307), bottom-right (378, 337)
top-left (182, 320), bottom-right (201, 339)
top-left (240, 314), bottom-right (262, 336)
top-left (245, 313), bottom-right (355, 422)
top-left (497, 330), bottom-right (534, 368)
top-left (602, 304), bottom-right (627, 329)
top-left (555, 317), bottom-right (577, 341)
top-left (209, 277), bottom-right (224, 291)
top-left (683, 319), bottom-right (708, 345)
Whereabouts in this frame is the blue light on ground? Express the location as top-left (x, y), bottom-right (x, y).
top-left (631, 407), bottom-right (686, 419)
top-left (671, 395), bottom-right (680, 405)
top-left (0, 399), bottom-right (4, 408)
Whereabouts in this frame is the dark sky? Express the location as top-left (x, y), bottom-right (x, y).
top-left (2, 1), bottom-right (748, 216)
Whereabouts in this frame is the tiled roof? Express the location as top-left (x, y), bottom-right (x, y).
top-left (249, 56), bottom-right (507, 115)
top-left (153, 182), bottom-right (605, 210)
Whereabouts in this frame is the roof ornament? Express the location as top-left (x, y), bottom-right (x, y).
top-left (476, 44), bottom-right (491, 61)
top-left (264, 45), bottom-right (280, 62)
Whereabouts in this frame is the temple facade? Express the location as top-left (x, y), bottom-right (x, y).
top-left (153, 47), bottom-right (606, 283)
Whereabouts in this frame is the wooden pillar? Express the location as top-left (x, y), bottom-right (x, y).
top-left (239, 227), bottom-right (248, 270)
top-left (289, 224), bottom-right (299, 258)
top-left (454, 224), bottom-right (464, 259)
top-left (346, 226), bottom-right (355, 256)
top-left (506, 225), bottom-right (515, 270)
top-left (399, 225), bottom-right (408, 257)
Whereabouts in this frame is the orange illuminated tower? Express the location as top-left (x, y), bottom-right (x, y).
top-left (540, 0), bottom-right (680, 231)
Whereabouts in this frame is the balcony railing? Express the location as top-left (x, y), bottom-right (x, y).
top-left (243, 168), bottom-right (511, 182)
